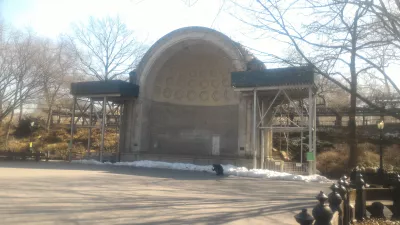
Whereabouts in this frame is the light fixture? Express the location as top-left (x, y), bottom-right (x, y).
top-left (377, 121), bottom-right (384, 130)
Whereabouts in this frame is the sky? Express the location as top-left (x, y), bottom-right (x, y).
top-left (0, 0), bottom-right (262, 46)
top-left (0, 0), bottom-right (399, 87)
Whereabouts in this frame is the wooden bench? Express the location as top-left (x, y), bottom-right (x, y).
top-left (348, 188), bottom-right (393, 222)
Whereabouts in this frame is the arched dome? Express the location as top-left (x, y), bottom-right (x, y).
top-left (136, 26), bottom-right (248, 106)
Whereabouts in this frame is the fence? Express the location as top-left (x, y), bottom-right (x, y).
top-left (295, 171), bottom-right (400, 225)
top-left (264, 160), bottom-right (309, 175)
top-left (0, 151), bottom-right (46, 161)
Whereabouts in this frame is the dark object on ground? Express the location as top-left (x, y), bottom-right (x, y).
top-left (294, 209), bottom-right (314, 225)
top-left (368, 202), bottom-right (385, 219)
top-left (212, 164), bottom-right (224, 176)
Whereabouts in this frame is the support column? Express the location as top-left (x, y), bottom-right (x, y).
top-left (313, 91), bottom-right (317, 174)
top-left (260, 100), bottom-right (265, 169)
top-left (268, 130), bottom-right (273, 159)
top-left (238, 94), bottom-right (247, 156)
top-left (87, 98), bottom-right (93, 159)
top-left (246, 98), bottom-right (252, 155)
top-left (300, 100), bottom-right (304, 164)
top-left (263, 103), bottom-right (274, 161)
top-left (69, 96), bottom-right (76, 162)
top-left (117, 104), bottom-right (123, 162)
top-left (253, 89), bottom-right (257, 169)
top-left (100, 97), bottom-right (107, 162)
top-left (308, 88), bottom-right (313, 174)
top-left (300, 130), bottom-right (304, 163)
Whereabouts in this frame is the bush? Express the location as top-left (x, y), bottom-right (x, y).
top-left (7, 139), bottom-right (29, 152)
top-left (317, 145), bottom-right (348, 177)
top-left (43, 143), bottom-right (69, 160)
top-left (14, 116), bottom-right (45, 138)
top-left (317, 143), bottom-right (400, 178)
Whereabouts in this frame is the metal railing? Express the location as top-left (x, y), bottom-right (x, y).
top-left (264, 160), bottom-right (309, 175)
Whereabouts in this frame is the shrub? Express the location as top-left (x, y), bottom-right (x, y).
top-left (317, 143), bottom-right (399, 178)
top-left (7, 139), bottom-right (29, 152)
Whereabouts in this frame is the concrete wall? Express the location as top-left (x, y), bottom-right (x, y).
top-left (146, 42), bottom-right (239, 156)
top-left (149, 102), bottom-right (238, 156)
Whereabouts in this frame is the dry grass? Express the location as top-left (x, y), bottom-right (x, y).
top-left (355, 219), bottom-right (400, 224)
top-left (317, 143), bottom-right (400, 177)
top-left (0, 125), bottom-right (119, 160)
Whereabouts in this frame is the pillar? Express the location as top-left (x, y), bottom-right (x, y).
top-left (246, 97), bottom-right (252, 156)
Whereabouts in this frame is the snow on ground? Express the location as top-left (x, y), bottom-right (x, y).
top-left (385, 132), bottom-right (400, 139)
top-left (71, 159), bottom-right (331, 183)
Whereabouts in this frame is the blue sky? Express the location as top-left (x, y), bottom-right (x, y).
top-left (0, 0), bottom-right (258, 45)
top-left (0, 0), bottom-right (399, 87)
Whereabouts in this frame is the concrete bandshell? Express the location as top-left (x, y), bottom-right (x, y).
top-left (121, 27), bottom-right (249, 158)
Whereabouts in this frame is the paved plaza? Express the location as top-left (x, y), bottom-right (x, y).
top-left (0, 161), bottom-right (329, 225)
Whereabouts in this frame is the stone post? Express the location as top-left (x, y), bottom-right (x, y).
top-left (328, 184), bottom-right (343, 211)
top-left (313, 191), bottom-right (333, 225)
top-left (338, 176), bottom-right (350, 224)
top-left (392, 174), bottom-right (400, 221)
top-left (355, 172), bottom-right (366, 222)
top-left (294, 209), bottom-right (314, 225)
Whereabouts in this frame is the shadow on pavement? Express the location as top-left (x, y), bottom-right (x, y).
top-left (0, 161), bottom-right (330, 225)
top-left (0, 161), bottom-right (224, 181)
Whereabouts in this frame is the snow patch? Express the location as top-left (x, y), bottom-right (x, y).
top-left (385, 132), bottom-right (400, 139)
top-left (71, 159), bottom-right (331, 183)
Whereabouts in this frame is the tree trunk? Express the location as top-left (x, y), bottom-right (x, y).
top-left (348, 77), bottom-right (359, 169)
top-left (18, 80), bottom-right (23, 122)
top-left (46, 105), bottom-right (53, 132)
top-left (5, 109), bottom-right (15, 149)
top-left (348, 16), bottom-right (359, 169)
top-left (0, 92), bottom-right (3, 124)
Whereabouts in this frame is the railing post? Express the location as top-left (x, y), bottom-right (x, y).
top-left (313, 191), bottom-right (333, 225)
top-left (338, 176), bottom-right (350, 225)
top-left (329, 184), bottom-right (343, 225)
top-left (294, 209), bottom-right (314, 225)
top-left (392, 174), bottom-right (400, 221)
top-left (350, 168), bottom-right (357, 187)
top-left (355, 172), bottom-right (366, 222)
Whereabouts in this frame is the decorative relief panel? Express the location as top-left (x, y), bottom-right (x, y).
top-left (150, 47), bottom-right (239, 106)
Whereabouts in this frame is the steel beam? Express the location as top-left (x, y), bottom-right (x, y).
top-left (100, 96), bottom-right (107, 162)
top-left (253, 89), bottom-right (257, 169)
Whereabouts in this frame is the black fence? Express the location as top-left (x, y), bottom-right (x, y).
top-left (295, 171), bottom-right (400, 225)
top-left (0, 151), bottom-right (46, 161)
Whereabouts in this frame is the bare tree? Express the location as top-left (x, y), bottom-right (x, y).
top-left (340, 0), bottom-right (400, 95)
top-left (0, 27), bottom-right (43, 147)
top-left (68, 16), bottom-right (146, 80)
top-left (35, 38), bottom-right (77, 132)
top-left (232, 0), bottom-right (400, 168)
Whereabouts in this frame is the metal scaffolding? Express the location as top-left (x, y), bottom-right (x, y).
top-left (69, 80), bottom-right (139, 162)
top-left (69, 97), bottom-right (123, 162)
top-left (231, 66), bottom-right (317, 174)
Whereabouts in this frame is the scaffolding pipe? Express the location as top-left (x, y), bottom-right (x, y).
top-left (100, 96), bottom-right (107, 162)
top-left (313, 92), bottom-right (317, 174)
top-left (253, 89), bottom-right (257, 169)
top-left (117, 104), bottom-right (123, 162)
top-left (308, 87), bottom-right (313, 174)
top-left (87, 98), bottom-right (93, 158)
top-left (258, 89), bottom-right (281, 127)
top-left (261, 100), bottom-right (265, 169)
top-left (69, 96), bottom-right (76, 162)
top-left (300, 100), bottom-right (304, 164)
top-left (300, 130), bottom-right (303, 163)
